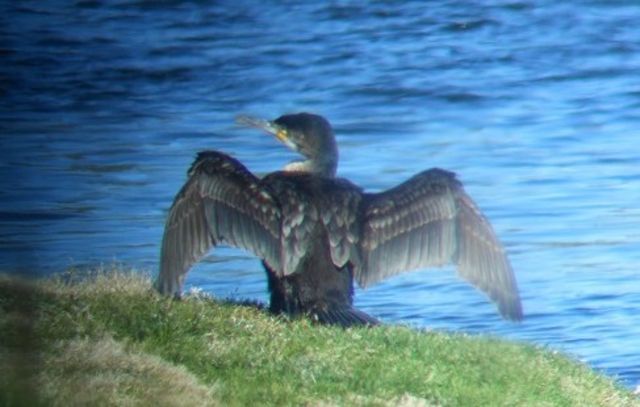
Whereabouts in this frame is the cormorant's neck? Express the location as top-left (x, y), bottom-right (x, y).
top-left (284, 153), bottom-right (337, 178)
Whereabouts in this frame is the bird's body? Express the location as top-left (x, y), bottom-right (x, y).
top-left (156, 113), bottom-right (522, 326)
top-left (260, 172), bottom-right (369, 325)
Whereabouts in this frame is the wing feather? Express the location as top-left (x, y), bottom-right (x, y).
top-left (455, 191), bottom-right (522, 320)
top-left (156, 151), bottom-right (281, 297)
top-left (318, 178), bottom-right (363, 269)
top-left (358, 169), bottom-right (457, 285)
top-left (356, 168), bottom-right (522, 321)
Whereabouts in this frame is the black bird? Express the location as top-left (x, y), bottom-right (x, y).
top-left (155, 113), bottom-right (522, 326)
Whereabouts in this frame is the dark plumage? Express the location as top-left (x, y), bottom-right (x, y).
top-left (155, 113), bottom-right (523, 326)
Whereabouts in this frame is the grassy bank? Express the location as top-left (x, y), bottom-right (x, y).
top-left (1, 268), bottom-right (637, 406)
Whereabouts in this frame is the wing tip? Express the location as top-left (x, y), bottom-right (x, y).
top-left (154, 273), bottom-right (183, 299)
top-left (498, 298), bottom-right (524, 322)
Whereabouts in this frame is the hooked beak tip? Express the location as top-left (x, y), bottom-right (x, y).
top-left (236, 114), bottom-right (296, 151)
top-left (235, 115), bottom-right (275, 132)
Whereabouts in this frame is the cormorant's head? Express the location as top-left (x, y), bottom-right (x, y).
top-left (236, 112), bottom-right (338, 177)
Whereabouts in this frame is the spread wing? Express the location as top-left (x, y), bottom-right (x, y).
top-left (356, 168), bottom-right (522, 321)
top-left (155, 151), bottom-right (281, 297)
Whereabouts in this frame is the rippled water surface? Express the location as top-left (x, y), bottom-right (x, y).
top-left (2, 0), bottom-right (639, 388)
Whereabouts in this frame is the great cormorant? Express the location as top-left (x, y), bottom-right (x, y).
top-left (156, 113), bottom-right (522, 326)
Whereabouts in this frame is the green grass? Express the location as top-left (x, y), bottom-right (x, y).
top-left (1, 267), bottom-right (637, 406)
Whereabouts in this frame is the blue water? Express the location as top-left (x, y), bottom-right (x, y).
top-left (2, 1), bottom-right (639, 389)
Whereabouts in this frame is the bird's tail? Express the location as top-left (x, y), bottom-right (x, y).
top-left (312, 306), bottom-right (379, 328)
